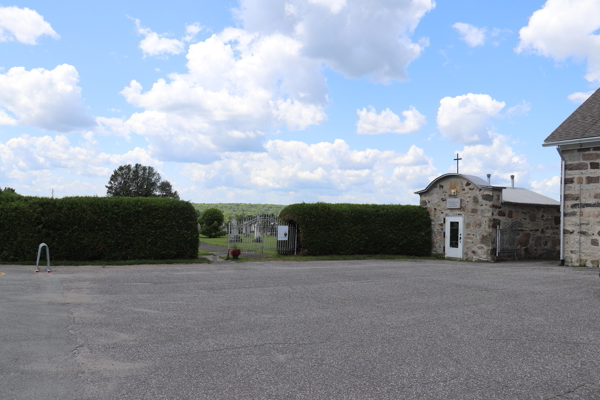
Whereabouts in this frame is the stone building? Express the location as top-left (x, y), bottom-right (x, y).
top-left (415, 173), bottom-right (560, 261)
top-left (543, 88), bottom-right (600, 266)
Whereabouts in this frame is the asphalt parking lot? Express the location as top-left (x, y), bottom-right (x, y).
top-left (1, 259), bottom-right (599, 399)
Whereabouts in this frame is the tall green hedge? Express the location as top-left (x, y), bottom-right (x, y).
top-left (0, 196), bottom-right (199, 262)
top-left (279, 203), bottom-right (431, 256)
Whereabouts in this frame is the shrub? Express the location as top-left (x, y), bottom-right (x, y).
top-left (200, 208), bottom-right (224, 238)
top-left (279, 203), bottom-right (431, 256)
top-left (0, 196), bottom-right (199, 262)
top-left (0, 187), bottom-right (22, 200)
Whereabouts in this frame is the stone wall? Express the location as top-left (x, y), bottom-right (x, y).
top-left (561, 147), bottom-right (600, 266)
top-left (419, 176), bottom-right (500, 261)
top-left (493, 202), bottom-right (560, 260)
top-left (419, 175), bottom-right (560, 261)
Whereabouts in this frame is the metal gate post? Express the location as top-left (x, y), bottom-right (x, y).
top-left (496, 226), bottom-right (499, 257)
top-left (36, 243), bottom-right (52, 273)
top-left (260, 214), bottom-right (264, 253)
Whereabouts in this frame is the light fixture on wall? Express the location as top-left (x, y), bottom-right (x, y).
top-left (451, 189), bottom-right (457, 196)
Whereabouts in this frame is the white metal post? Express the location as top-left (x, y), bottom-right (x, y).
top-left (36, 243), bottom-right (52, 273)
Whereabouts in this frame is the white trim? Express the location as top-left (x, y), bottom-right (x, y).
top-left (542, 136), bottom-right (600, 147)
top-left (558, 146), bottom-right (565, 264)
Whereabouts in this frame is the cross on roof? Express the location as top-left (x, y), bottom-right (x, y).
top-left (454, 153), bottom-right (462, 174)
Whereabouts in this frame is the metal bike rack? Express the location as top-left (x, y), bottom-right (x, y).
top-left (36, 243), bottom-right (52, 273)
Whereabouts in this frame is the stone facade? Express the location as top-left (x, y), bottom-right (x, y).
top-left (494, 202), bottom-right (560, 260)
top-left (419, 176), bottom-right (500, 261)
top-left (561, 147), bottom-right (600, 267)
top-left (419, 175), bottom-right (560, 261)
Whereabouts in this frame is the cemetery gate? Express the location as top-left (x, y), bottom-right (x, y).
top-left (228, 214), bottom-right (297, 255)
top-left (496, 221), bottom-right (520, 260)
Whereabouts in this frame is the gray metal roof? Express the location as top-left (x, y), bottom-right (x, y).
top-left (544, 88), bottom-right (600, 144)
top-left (502, 188), bottom-right (559, 206)
top-left (462, 174), bottom-right (490, 187)
top-left (415, 173), bottom-right (497, 194)
top-left (415, 173), bottom-right (559, 206)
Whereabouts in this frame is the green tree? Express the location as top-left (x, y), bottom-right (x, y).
top-left (0, 187), bottom-right (20, 200)
top-left (157, 181), bottom-right (180, 200)
top-left (200, 208), bottom-right (225, 238)
top-left (106, 164), bottom-right (179, 199)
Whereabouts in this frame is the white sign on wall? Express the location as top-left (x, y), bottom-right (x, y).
top-left (278, 226), bottom-right (289, 241)
top-left (447, 198), bottom-right (461, 209)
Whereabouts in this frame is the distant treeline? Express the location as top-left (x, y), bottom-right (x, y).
top-left (191, 203), bottom-right (286, 222)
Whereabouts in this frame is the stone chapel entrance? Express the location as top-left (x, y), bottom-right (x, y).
top-left (445, 214), bottom-right (464, 258)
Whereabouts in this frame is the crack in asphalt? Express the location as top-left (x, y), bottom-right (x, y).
top-left (545, 381), bottom-right (600, 399)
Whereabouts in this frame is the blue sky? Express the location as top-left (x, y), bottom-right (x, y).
top-left (1, 0), bottom-right (599, 204)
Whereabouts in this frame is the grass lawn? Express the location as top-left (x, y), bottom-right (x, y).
top-left (200, 234), bottom-right (280, 251)
top-left (199, 234), bottom-right (228, 247)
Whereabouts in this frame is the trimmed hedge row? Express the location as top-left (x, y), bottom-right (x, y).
top-left (0, 196), bottom-right (199, 262)
top-left (279, 203), bottom-right (431, 256)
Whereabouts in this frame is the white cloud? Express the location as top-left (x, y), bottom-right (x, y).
top-left (0, 110), bottom-right (16, 125)
top-left (568, 90), bottom-right (595, 104)
top-left (0, 134), bottom-right (162, 181)
top-left (308, 0), bottom-right (347, 14)
top-left (531, 175), bottom-right (560, 200)
top-left (452, 134), bottom-right (530, 186)
top-left (271, 99), bottom-right (327, 130)
top-left (490, 28), bottom-right (512, 46)
top-left (131, 17), bottom-right (184, 57)
top-left (183, 139), bottom-right (436, 203)
top-left (105, 3), bottom-right (438, 164)
top-left (0, 6), bottom-right (59, 45)
top-left (516, 0), bottom-right (600, 82)
top-left (99, 28), bottom-right (328, 162)
top-left (453, 23), bottom-right (486, 47)
top-left (0, 65), bottom-right (95, 132)
top-left (437, 93), bottom-right (505, 144)
top-left (183, 23), bottom-right (203, 42)
top-left (284, 3), bottom-right (298, 16)
top-left (97, 112), bottom-right (223, 163)
top-left (236, 0), bottom-right (435, 82)
top-left (82, 131), bottom-right (98, 147)
top-left (506, 100), bottom-right (532, 117)
top-left (98, 3), bottom-right (437, 174)
top-left (453, 23), bottom-right (512, 47)
top-left (356, 106), bottom-right (426, 135)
